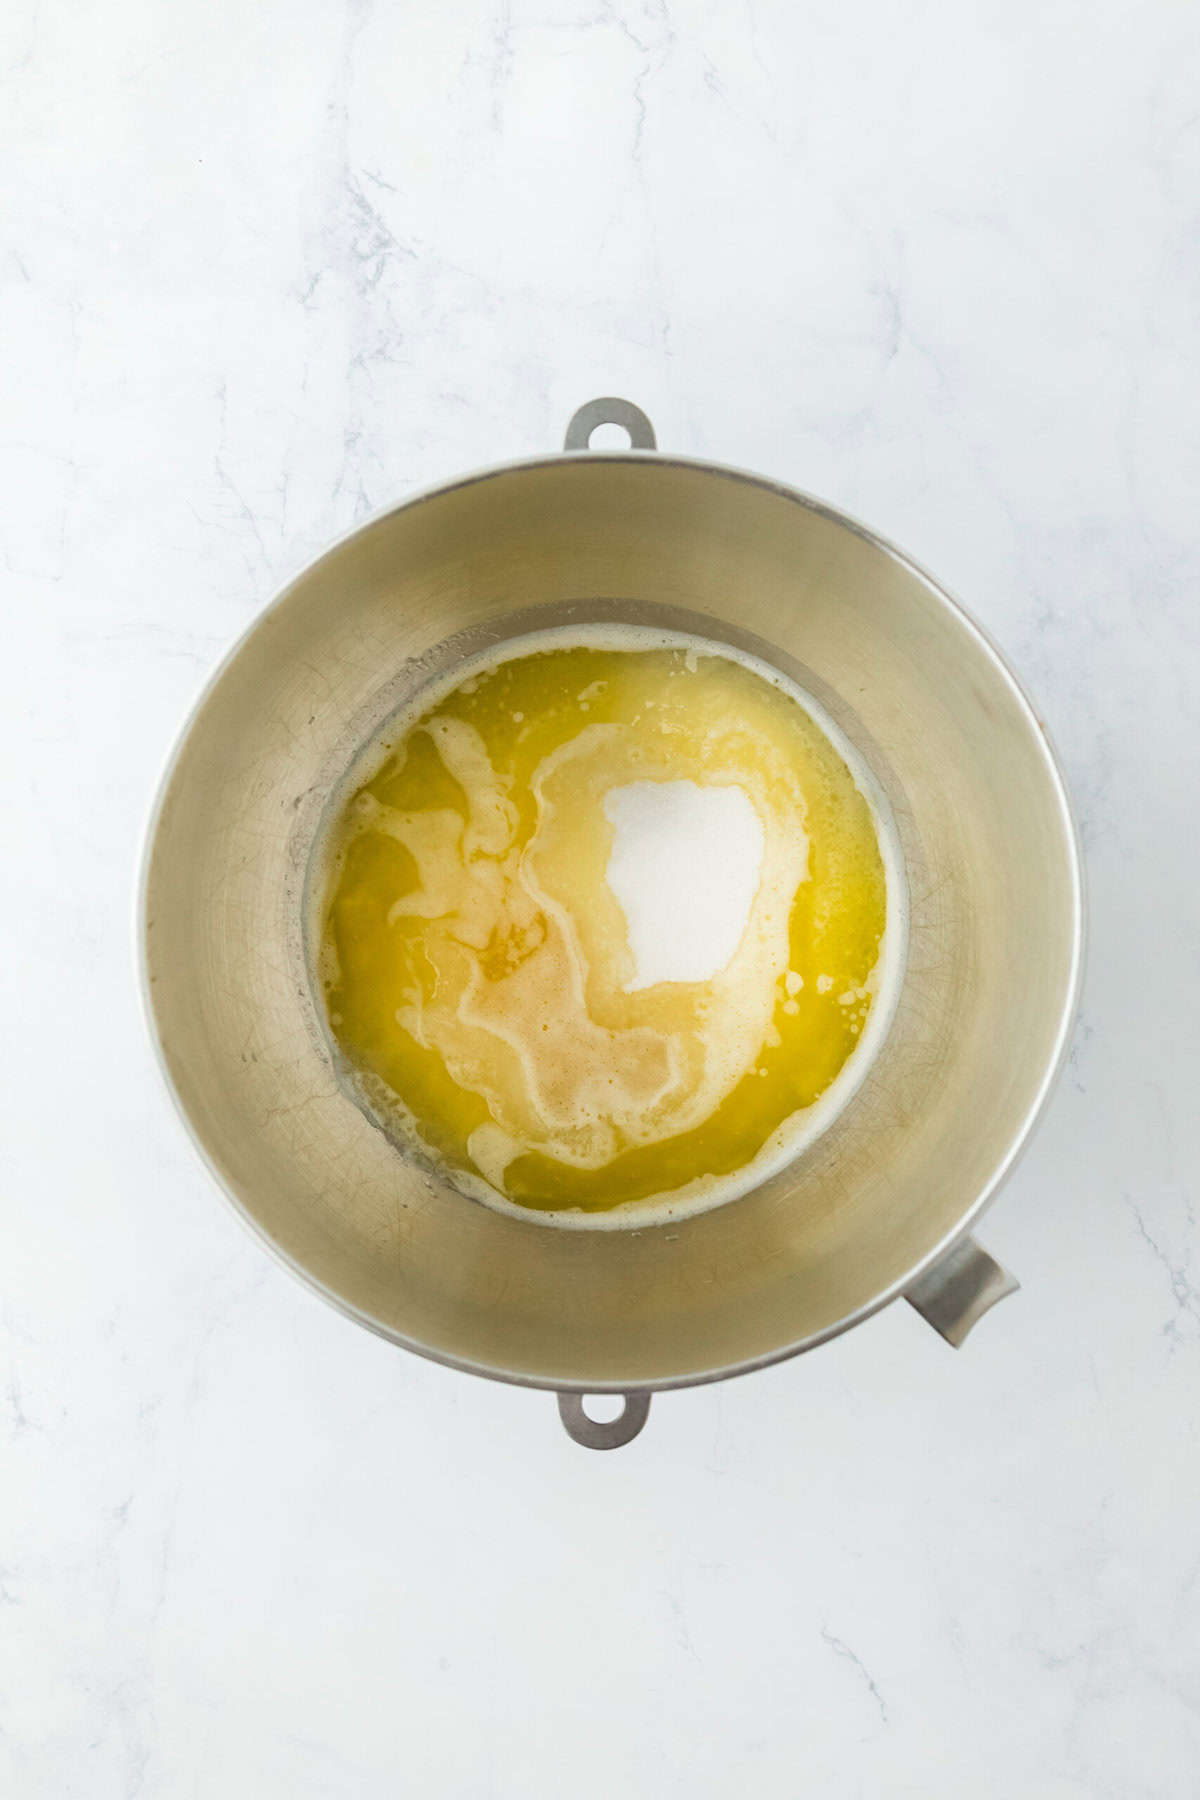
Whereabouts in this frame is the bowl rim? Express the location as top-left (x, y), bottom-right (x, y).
top-left (137, 446), bottom-right (1087, 1394)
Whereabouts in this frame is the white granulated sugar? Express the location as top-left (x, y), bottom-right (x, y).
top-left (603, 780), bottom-right (765, 989)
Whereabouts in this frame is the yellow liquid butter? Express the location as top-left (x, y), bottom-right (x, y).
top-left (315, 628), bottom-right (901, 1227)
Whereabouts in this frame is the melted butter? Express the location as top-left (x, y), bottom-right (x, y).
top-left (317, 631), bottom-right (896, 1225)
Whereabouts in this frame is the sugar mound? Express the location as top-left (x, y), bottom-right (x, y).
top-left (603, 780), bottom-right (765, 989)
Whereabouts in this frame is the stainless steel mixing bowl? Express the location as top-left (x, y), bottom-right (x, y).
top-left (141, 398), bottom-right (1083, 1448)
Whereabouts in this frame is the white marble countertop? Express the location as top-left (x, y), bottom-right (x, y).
top-left (5, 1), bottom-right (1199, 1793)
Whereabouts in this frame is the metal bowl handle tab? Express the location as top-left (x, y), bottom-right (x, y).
top-left (905, 1236), bottom-right (1019, 1347)
top-left (557, 1391), bottom-right (651, 1449)
top-left (564, 397), bottom-right (657, 452)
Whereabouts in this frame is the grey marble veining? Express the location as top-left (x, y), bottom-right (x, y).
top-left (3, 1), bottom-right (1199, 1794)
